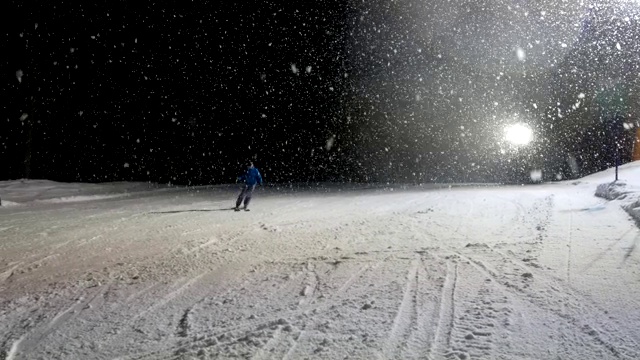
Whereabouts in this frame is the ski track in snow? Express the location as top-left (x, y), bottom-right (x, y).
top-left (428, 260), bottom-right (458, 360)
top-left (2, 179), bottom-right (640, 359)
top-left (380, 257), bottom-right (421, 358)
top-left (567, 196), bottom-right (574, 284)
top-left (456, 246), bottom-right (639, 359)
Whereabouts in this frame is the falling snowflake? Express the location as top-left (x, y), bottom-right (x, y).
top-left (325, 135), bottom-right (335, 150)
top-left (291, 64), bottom-right (298, 74)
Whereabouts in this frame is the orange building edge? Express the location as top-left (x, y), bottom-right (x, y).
top-left (633, 128), bottom-right (640, 161)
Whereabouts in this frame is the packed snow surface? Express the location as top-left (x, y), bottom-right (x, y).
top-left (2, 165), bottom-right (640, 359)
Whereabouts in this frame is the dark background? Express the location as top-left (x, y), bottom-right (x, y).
top-left (3, 1), bottom-right (639, 185)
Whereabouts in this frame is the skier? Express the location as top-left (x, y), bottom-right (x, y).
top-left (235, 161), bottom-right (263, 211)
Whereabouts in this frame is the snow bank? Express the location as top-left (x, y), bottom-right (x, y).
top-left (0, 200), bottom-right (20, 207)
top-left (595, 161), bottom-right (640, 224)
top-left (34, 194), bottom-right (129, 204)
top-left (595, 181), bottom-right (630, 200)
top-left (0, 179), bottom-right (167, 206)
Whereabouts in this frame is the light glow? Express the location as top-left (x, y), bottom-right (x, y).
top-left (504, 123), bottom-right (533, 146)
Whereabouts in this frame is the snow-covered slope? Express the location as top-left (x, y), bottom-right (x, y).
top-left (1, 170), bottom-right (640, 359)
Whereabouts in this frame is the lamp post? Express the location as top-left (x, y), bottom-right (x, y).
top-left (613, 111), bottom-right (623, 182)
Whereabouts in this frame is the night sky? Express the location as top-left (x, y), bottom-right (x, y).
top-left (3, 1), bottom-right (640, 185)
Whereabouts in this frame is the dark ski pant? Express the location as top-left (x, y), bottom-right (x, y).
top-left (236, 184), bottom-right (256, 208)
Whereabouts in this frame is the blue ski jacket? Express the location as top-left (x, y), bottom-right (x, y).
top-left (238, 167), bottom-right (263, 186)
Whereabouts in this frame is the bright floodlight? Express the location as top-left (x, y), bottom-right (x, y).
top-left (504, 123), bottom-right (533, 145)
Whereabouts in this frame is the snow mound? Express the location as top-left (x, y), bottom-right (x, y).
top-left (595, 181), bottom-right (629, 200)
top-left (623, 200), bottom-right (640, 225)
top-left (35, 194), bottom-right (128, 204)
top-left (0, 200), bottom-right (20, 207)
top-left (0, 179), bottom-right (165, 205)
top-left (595, 162), bottom-right (640, 225)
